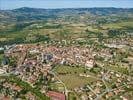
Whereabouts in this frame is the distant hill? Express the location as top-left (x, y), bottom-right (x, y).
top-left (11, 7), bottom-right (133, 14)
top-left (0, 7), bottom-right (133, 23)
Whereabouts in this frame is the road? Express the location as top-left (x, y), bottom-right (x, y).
top-left (49, 71), bottom-right (69, 98)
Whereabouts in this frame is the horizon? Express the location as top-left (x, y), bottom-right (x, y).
top-left (2, 7), bottom-right (133, 11)
top-left (0, 0), bottom-right (133, 10)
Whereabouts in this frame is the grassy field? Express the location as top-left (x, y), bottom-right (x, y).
top-left (68, 92), bottom-right (79, 100)
top-left (106, 65), bottom-right (129, 75)
top-left (0, 54), bottom-right (3, 65)
top-left (101, 21), bottom-right (133, 29)
top-left (49, 83), bottom-right (65, 92)
top-left (54, 65), bottom-right (86, 74)
top-left (1, 19), bottom-right (133, 46)
top-left (58, 74), bottom-right (96, 89)
top-left (54, 65), bottom-right (97, 89)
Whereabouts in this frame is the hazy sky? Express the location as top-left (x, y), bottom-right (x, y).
top-left (0, 0), bottom-right (133, 10)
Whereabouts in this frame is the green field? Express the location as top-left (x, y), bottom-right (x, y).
top-left (58, 74), bottom-right (96, 89)
top-left (0, 54), bottom-right (3, 65)
top-left (68, 92), bottom-right (79, 100)
top-left (49, 83), bottom-right (65, 92)
top-left (106, 64), bottom-right (129, 75)
top-left (102, 21), bottom-right (133, 29)
top-left (54, 65), bottom-right (86, 74)
top-left (54, 65), bottom-right (97, 89)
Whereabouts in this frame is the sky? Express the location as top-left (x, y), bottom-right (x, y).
top-left (0, 0), bottom-right (133, 10)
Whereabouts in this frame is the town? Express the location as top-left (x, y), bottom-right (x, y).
top-left (0, 2), bottom-right (133, 100)
top-left (0, 39), bottom-right (132, 100)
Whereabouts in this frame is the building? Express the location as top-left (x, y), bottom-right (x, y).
top-left (85, 59), bottom-right (95, 69)
top-left (47, 91), bottom-right (66, 100)
top-left (2, 56), bottom-right (9, 65)
top-left (0, 47), bottom-right (4, 51)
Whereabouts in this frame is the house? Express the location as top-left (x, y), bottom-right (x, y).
top-left (2, 56), bottom-right (9, 65)
top-left (0, 69), bottom-right (6, 74)
top-left (42, 53), bottom-right (53, 63)
top-left (25, 92), bottom-right (36, 100)
top-left (120, 96), bottom-right (128, 100)
top-left (60, 58), bottom-right (66, 65)
top-left (12, 85), bottom-right (22, 92)
top-left (2, 96), bottom-right (10, 100)
top-left (0, 47), bottom-right (4, 53)
top-left (81, 94), bottom-right (88, 100)
top-left (47, 91), bottom-right (66, 100)
top-left (85, 59), bottom-right (94, 69)
top-left (29, 49), bottom-right (39, 54)
top-left (106, 92), bottom-right (113, 99)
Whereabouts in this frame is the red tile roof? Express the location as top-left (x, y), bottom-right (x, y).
top-left (47, 91), bottom-right (66, 100)
top-left (2, 96), bottom-right (10, 100)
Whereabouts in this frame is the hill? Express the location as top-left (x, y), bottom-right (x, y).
top-left (0, 7), bottom-right (133, 23)
top-left (0, 7), bottom-right (133, 46)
